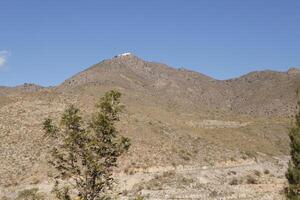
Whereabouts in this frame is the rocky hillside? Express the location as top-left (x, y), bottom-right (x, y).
top-left (227, 69), bottom-right (300, 116)
top-left (0, 53), bottom-right (298, 199)
top-left (58, 53), bottom-right (300, 117)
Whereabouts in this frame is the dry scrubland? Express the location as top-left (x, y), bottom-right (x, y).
top-left (0, 54), bottom-right (299, 199)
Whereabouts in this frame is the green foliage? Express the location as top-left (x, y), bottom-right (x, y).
top-left (43, 90), bottom-right (131, 200)
top-left (286, 98), bottom-right (300, 199)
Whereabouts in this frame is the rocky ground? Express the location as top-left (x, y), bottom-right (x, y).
top-left (1, 156), bottom-right (288, 199)
top-left (121, 156), bottom-right (288, 199)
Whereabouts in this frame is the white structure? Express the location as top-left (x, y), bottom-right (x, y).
top-left (117, 52), bottom-right (132, 57)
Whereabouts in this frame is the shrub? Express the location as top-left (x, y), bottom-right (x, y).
top-left (134, 194), bottom-right (145, 200)
top-left (43, 90), bottom-right (131, 200)
top-left (229, 177), bottom-right (239, 185)
top-left (246, 175), bottom-right (258, 184)
top-left (179, 150), bottom-right (191, 161)
top-left (16, 188), bottom-right (44, 200)
top-left (254, 170), bottom-right (261, 177)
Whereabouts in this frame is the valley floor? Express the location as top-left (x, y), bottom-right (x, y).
top-left (2, 156), bottom-right (288, 200)
top-left (118, 156), bottom-right (288, 199)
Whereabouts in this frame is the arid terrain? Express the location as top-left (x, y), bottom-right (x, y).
top-left (1, 53), bottom-right (299, 199)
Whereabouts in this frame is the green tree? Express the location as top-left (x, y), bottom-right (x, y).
top-left (43, 90), bottom-right (130, 200)
top-left (286, 94), bottom-right (300, 199)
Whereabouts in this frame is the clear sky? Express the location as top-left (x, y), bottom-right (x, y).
top-left (0, 0), bottom-right (299, 86)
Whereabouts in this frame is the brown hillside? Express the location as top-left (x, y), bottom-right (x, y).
top-left (0, 54), bottom-right (298, 199)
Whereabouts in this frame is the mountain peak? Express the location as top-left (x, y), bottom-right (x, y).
top-left (112, 52), bottom-right (139, 60)
top-left (111, 52), bottom-right (141, 62)
top-left (109, 52), bottom-right (145, 65)
top-left (117, 52), bottom-right (133, 57)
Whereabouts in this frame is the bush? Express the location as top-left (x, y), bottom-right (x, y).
top-left (229, 177), bottom-right (239, 185)
top-left (254, 170), bottom-right (261, 177)
top-left (16, 188), bottom-right (44, 200)
top-left (134, 194), bottom-right (145, 200)
top-left (179, 150), bottom-right (191, 161)
top-left (162, 170), bottom-right (176, 177)
top-left (246, 175), bottom-right (258, 184)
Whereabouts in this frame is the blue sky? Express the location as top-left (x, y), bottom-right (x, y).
top-left (0, 0), bottom-right (299, 86)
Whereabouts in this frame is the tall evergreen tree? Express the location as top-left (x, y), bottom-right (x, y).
top-left (286, 92), bottom-right (300, 199)
top-left (43, 90), bottom-right (130, 200)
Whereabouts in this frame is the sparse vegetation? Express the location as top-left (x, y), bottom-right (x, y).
top-left (246, 175), bottom-right (258, 184)
top-left (229, 177), bottom-right (239, 185)
top-left (0, 196), bottom-right (12, 200)
top-left (43, 90), bottom-right (130, 200)
top-left (254, 170), bottom-right (261, 177)
top-left (0, 54), bottom-right (298, 199)
top-left (179, 149), bottom-right (192, 161)
top-left (209, 190), bottom-right (218, 198)
top-left (162, 170), bottom-right (176, 177)
top-left (134, 194), bottom-right (145, 200)
top-left (16, 188), bottom-right (45, 200)
top-left (228, 170), bottom-right (237, 175)
top-left (243, 150), bottom-right (257, 160)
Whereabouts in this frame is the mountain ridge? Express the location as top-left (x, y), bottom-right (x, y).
top-left (0, 54), bottom-right (298, 88)
top-left (0, 54), bottom-right (299, 117)
top-left (55, 54), bottom-right (300, 117)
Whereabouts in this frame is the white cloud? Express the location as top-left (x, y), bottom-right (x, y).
top-left (0, 50), bottom-right (9, 69)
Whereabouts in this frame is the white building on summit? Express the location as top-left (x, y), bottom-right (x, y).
top-left (117, 52), bottom-right (133, 57)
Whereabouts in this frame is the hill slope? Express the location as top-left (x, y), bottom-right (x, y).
top-left (0, 53), bottom-right (299, 199)
top-left (58, 53), bottom-right (300, 116)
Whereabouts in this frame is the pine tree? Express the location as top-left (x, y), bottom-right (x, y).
top-left (286, 93), bottom-right (300, 199)
top-left (43, 90), bottom-right (130, 200)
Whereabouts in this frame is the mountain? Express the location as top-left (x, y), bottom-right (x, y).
top-left (0, 54), bottom-right (299, 199)
top-left (227, 69), bottom-right (300, 116)
top-left (58, 53), bottom-right (300, 117)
